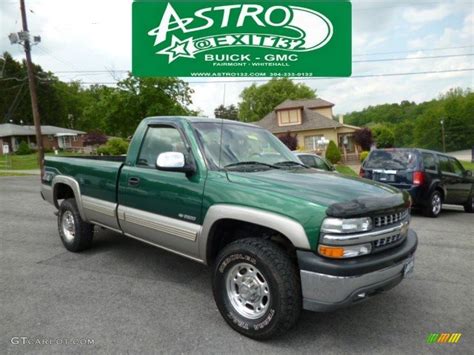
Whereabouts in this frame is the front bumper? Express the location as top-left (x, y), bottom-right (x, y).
top-left (298, 229), bottom-right (417, 312)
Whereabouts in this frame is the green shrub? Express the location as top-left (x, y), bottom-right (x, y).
top-left (325, 140), bottom-right (341, 164)
top-left (360, 151), bottom-right (369, 162)
top-left (372, 126), bottom-right (395, 148)
top-left (97, 138), bottom-right (129, 156)
top-left (15, 141), bottom-right (32, 155)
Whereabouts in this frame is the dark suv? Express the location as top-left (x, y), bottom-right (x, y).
top-left (360, 148), bottom-right (473, 217)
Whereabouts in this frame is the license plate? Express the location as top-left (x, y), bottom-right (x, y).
top-left (377, 173), bottom-right (395, 182)
top-left (403, 258), bottom-right (415, 278)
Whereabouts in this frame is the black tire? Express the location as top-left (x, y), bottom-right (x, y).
top-left (423, 190), bottom-right (443, 218)
top-left (464, 194), bottom-right (474, 213)
top-left (212, 238), bottom-right (301, 340)
top-left (57, 198), bottom-right (94, 252)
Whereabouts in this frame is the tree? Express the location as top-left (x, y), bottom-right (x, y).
top-left (344, 87), bottom-right (474, 151)
top-left (214, 104), bottom-right (239, 120)
top-left (278, 132), bottom-right (298, 151)
top-left (97, 138), bottom-right (129, 155)
top-left (238, 78), bottom-right (316, 122)
top-left (372, 126), bottom-right (395, 148)
top-left (325, 140), bottom-right (341, 164)
top-left (82, 75), bottom-right (195, 137)
top-left (83, 131), bottom-right (108, 146)
top-left (353, 128), bottom-right (374, 151)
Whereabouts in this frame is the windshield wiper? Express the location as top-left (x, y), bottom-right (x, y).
top-left (224, 161), bottom-right (281, 170)
top-left (274, 161), bottom-right (307, 168)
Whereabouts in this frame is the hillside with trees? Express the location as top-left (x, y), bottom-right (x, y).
top-left (344, 88), bottom-right (474, 151)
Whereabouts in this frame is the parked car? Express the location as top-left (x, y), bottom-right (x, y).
top-left (294, 152), bottom-right (336, 172)
top-left (360, 148), bottom-right (474, 217)
top-left (41, 117), bottom-right (417, 339)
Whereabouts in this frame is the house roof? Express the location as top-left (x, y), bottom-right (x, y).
top-left (255, 98), bottom-right (361, 134)
top-left (256, 110), bottom-right (343, 134)
top-left (274, 98), bottom-right (334, 110)
top-left (0, 123), bottom-right (85, 138)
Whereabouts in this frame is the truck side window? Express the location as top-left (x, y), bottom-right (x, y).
top-left (422, 153), bottom-right (436, 171)
top-left (138, 126), bottom-right (187, 167)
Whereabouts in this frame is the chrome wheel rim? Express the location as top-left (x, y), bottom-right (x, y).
top-left (61, 211), bottom-right (75, 242)
top-left (432, 194), bottom-right (442, 215)
top-left (225, 262), bottom-right (270, 319)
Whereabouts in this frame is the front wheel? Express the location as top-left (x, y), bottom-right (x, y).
top-left (212, 238), bottom-right (301, 340)
top-left (423, 190), bottom-right (443, 218)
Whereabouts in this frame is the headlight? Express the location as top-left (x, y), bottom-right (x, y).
top-left (321, 217), bottom-right (372, 234)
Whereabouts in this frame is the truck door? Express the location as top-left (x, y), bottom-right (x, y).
top-left (117, 124), bottom-right (205, 259)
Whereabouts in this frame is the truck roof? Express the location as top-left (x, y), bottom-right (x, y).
top-left (143, 116), bottom-right (260, 128)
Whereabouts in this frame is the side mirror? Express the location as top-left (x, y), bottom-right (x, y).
top-left (156, 152), bottom-right (195, 174)
top-left (465, 170), bottom-right (472, 177)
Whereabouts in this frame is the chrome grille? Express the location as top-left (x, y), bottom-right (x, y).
top-left (374, 210), bottom-right (408, 228)
top-left (373, 233), bottom-right (403, 248)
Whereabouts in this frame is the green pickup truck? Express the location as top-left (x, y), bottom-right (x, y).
top-left (41, 116), bottom-right (417, 339)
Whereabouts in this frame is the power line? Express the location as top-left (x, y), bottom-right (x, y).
top-left (72, 68), bottom-right (474, 85)
top-left (48, 52), bottom-right (474, 75)
top-left (354, 53), bottom-right (474, 63)
top-left (353, 45), bottom-right (474, 57)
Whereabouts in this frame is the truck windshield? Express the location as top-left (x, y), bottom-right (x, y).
top-left (192, 122), bottom-right (300, 170)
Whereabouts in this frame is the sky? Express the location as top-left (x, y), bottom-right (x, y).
top-left (1, 0), bottom-right (473, 118)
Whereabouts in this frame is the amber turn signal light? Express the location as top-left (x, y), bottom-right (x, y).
top-left (318, 245), bottom-right (345, 258)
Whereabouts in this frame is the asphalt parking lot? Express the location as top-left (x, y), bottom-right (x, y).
top-left (1, 176), bottom-right (472, 354)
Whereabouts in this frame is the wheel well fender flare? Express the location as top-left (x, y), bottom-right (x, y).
top-left (52, 175), bottom-right (86, 220)
top-left (199, 204), bottom-right (311, 264)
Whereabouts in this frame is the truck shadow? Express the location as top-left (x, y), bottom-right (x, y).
top-left (71, 228), bottom-right (419, 348)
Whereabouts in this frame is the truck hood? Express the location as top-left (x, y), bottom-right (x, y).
top-left (226, 168), bottom-right (409, 217)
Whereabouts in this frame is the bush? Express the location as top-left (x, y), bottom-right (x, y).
top-left (325, 140), bottom-right (341, 164)
top-left (97, 137), bottom-right (129, 155)
top-left (360, 151), bottom-right (369, 162)
top-left (372, 126), bottom-right (395, 148)
top-left (15, 141), bottom-right (32, 155)
top-left (278, 132), bottom-right (298, 151)
top-left (84, 131), bottom-right (108, 146)
top-left (354, 128), bottom-right (374, 151)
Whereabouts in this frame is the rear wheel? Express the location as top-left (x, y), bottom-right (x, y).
top-left (212, 238), bottom-right (301, 340)
top-left (58, 199), bottom-right (94, 252)
top-left (423, 190), bottom-right (443, 218)
top-left (464, 194), bottom-right (474, 213)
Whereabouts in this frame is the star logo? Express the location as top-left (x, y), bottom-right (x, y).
top-left (157, 36), bottom-right (195, 63)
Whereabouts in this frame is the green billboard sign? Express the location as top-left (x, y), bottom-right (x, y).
top-left (132, 1), bottom-right (351, 77)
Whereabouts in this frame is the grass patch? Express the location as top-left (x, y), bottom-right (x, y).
top-left (461, 160), bottom-right (474, 171)
top-left (5, 152), bottom-right (85, 170)
top-left (9, 154), bottom-right (39, 170)
top-left (335, 164), bottom-right (358, 176)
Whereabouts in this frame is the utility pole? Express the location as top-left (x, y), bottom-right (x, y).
top-left (440, 119), bottom-right (446, 153)
top-left (19, 0), bottom-right (44, 176)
